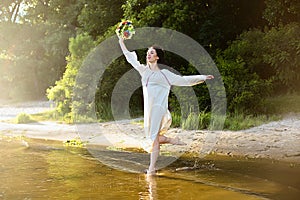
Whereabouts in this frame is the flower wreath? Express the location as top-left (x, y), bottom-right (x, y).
top-left (116, 20), bottom-right (135, 40)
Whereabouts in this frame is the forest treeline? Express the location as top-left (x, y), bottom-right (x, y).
top-left (0, 0), bottom-right (299, 122)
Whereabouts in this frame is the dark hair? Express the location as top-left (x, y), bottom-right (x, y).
top-left (151, 45), bottom-right (166, 65)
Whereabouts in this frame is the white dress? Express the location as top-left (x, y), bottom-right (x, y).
top-left (123, 50), bottom-right (206, 152)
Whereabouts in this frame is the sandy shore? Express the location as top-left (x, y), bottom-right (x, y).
top-left (1, 101), bottom-right (299, 163)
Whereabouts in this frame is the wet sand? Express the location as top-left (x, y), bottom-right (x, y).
top-left (1, 101), bottom-right (299, 163)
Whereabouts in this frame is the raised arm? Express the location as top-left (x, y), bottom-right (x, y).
top-left (118, 38), bottom-right (146, 74)
top-left (118, 37), bottom-right (129, 53)
top-left (163, 70), bottom-right (214, 86)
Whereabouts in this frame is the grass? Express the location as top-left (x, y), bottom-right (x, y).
top-left (223, 93), bottom-right (300, 130)
top-left (172, 93), bottom-right (300, 131)
top-left (18, 93), bottom-right (300, 130)
top-left (171, 112), bottom-right (181, 128)
top-left (63, 137), bottom-right (85, 147)
top-left (30, 110), bottom-right (97, 124)
top-left (15, 113), bottom-right (35, 124)
top-left (30, 110), bottom-right (65, 123)
top-left (264, 93), bottom-right (300, 114)
top-left (181, 111), bottom-right (211, 130)
top-left (223, 113), bottom-right (280, 131)
top-left (171, 111), bottom-right (279, 131)
top-left (9, 110), bottom-right (61, 124)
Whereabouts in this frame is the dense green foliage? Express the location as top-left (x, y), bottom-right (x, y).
top-left (0, 0), bottom-right (81, 99)
top-left (47, 33), bottom-right (96, 119)
top-left (1, 0), bottom-right (299, 124)
top-left (263, 0), bottom-right (300, 26)
top-left (15, 112), bottom-right (33, 124)
top-left (77, 0), bottom-right (124, 39)
top-left (122, 0), bottom-right (266, 53)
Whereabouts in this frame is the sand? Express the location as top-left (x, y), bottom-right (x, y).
top-left (0, 101), bottom-right (299, 163)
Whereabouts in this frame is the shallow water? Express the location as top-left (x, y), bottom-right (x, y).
top-left (0, 137), bottom-right (299, 200)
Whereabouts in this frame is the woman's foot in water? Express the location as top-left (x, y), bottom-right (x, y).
top-left (144, 168), bottom-right (157, 176)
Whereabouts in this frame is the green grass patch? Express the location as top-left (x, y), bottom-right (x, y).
top-left (71, 114), bottom-right (99, 124)
top-left (15, 113), bottom-right (35, 124)
top-left (224, 113), bottom-right (280, 131)
top-left (30, 110), bottom-right (64, 122)
top-left (171, 112), bottom-right (181, 128)
top-left (171, 110), bottom-right (280, 131)
top-left (63, 138), bottom-right (85, 148)
top-left (106, 146), bottom-right (125, 151)
top-left (265, 93), bottom-right (300, 114)
top-left (31, 110), bottom-right (100, 124)
top-left (130, 119), bottom-right (144, 126)
top-left (177, 94), bottom-right (300, 131)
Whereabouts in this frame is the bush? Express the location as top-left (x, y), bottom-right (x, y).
top-left (63, 138), bottom-right (85, 147)
top-left (264, 93), bottom-right (300, 114)
top-left (170, 112), bottom-right (181, 128)
top-left (263, 23), bottom-right (300, 93)
top-left (198, 111), bottom-right (211, 129)
top-left (182, 112), bottom-right (199, 130)
top-left (216, 54), bottom-right (271, 113)
top-left (47, 34), bottom-right (96, 118)
top-left (224, 112), bottom-right (279, 130)
top-left (181, 110), bottom-right (211, 130)
top-left (15, 113), bottom-right (33, 124)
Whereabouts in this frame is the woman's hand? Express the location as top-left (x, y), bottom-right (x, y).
top-left (117, 34), bottom-right (123, 42)
top-left (116, 29), bottom-right (124, 41)
top-left (117, 32), bottom-right (128, 53)
top-left (206, 75), bottom-right (214, 80)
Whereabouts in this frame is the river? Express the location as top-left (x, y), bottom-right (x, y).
top-left (0, 137), bottom-right (299, 200)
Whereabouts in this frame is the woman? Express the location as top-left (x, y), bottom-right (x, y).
top-left (118, 36), bottom-right (214, 175)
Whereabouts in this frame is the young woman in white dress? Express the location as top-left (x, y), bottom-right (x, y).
top-left (118, 36), bottom-right (214, 175)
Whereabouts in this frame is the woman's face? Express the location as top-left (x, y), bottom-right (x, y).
top-left (146, 47), bottom-right (159, 63)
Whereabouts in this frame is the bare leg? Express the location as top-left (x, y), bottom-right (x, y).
top-left (147, 135), bottom-right (186, 175)
top-left (158, 135), bottom-right (186, 145)
top-left (148, 136), bottom-right (160, 175)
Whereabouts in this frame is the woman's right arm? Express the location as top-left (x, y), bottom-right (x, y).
top-left (118, 37), bottom-right (129, 53)
top-left (118, 38), bottom-right (146, 74)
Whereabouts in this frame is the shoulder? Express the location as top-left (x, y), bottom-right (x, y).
top-left (161, 69), bottom-right (180, 77)
top-left (160, 69), bottom-right (171, 76)
top-left (161, 69), bottom-right (171, 74)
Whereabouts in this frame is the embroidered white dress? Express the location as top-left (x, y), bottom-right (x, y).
top-left (123, 50), bottom-right (207, 152)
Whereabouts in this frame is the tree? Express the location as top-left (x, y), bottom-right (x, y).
top-left (263, 23), bottom-right (300, 93)
top-left (263, 0), bottom-right (300, 26)
top-left (0, 0), bottom-right (83, 100)
top-left (0, 1), bottom-right (48, 99)
top-left (0, 0), bottom-right (23, 23)
top-left (46, 0), bottom-right (127, 120)
top-left (77, 0), bottom-right (125, 39)
top-left (122, 0), bottom-right (266, 53)
top-left (25, 0), bottom-right (82, 78)
top-left (119, 0), bottom-right (269, 114)
top-left (47, 33), bottom-right (96, 117)
top-left (218, 22), bottom-right (300, 104)
top-left (199, 0), bottom-right (266, 52)
top-left (216, 40), bottom-right (272, 113)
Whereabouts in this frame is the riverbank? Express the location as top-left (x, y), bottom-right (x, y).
top-left (0, 101), bottom-right (299, 163)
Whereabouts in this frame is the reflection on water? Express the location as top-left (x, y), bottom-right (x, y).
top-left (0, 137), bottom-right (299, 200)
top-left (143, 175), bottom-right (157, 200)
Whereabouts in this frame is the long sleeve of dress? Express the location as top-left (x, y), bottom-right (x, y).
top-left (163, 70), bottom-right (207, 86)
top-left (119, 40), bottom-right (146, 74)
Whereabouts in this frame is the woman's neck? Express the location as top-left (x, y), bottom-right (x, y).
top-left (148, 62), bottom-right (160, 71)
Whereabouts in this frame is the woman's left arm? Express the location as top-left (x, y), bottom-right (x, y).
top-left (164, 70), bottom-right (214, 86)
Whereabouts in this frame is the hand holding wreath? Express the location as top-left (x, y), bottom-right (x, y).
top-left (116, 20), bottom-right (135, 40)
